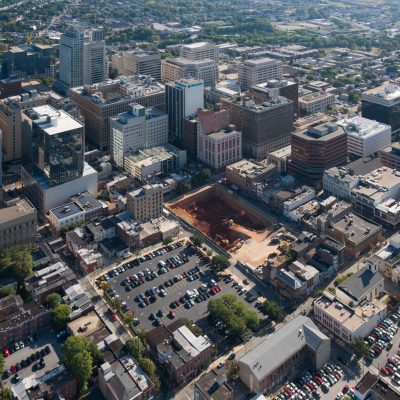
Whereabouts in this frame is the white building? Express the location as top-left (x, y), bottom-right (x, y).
top-left (161, 57), bottom-right (218, 87)
top-left (49, 202), bottom-right (85, 231)
top-left (314, 292), bottom-right (387, 343)
top-left (323, 167), bottom-right (360, 200)
top-left (238, 58), bottom-right (283, 91)
top-left (111, 104), bottom-right (168, 167)
top-left (299, 92), bottom-right (335, 114)
top-left (283, 186), bottom-right (316, 215)
top-left (337, 116), bottom-right (391, 157)
top-left (83, 39), bottom-right (107, 85)
top-left (179, 42), bottom-right (220, 62)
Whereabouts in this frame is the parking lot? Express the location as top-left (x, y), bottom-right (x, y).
top-left (2, 331), bottom-right (62, 387)
top-left (98, 242), bottom-right (264, 332)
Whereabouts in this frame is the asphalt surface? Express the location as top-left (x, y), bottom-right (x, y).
top-left (104, 244), bottom-right (263, 332)
top-left (2, 330), bottom-right (62, 387)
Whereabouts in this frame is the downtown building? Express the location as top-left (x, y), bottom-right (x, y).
top-left (289, 122), bottom-right (347, 185)
top-left (221, 95), bottom-right (293, 159)
top-left (161, 57), bottom-right (218, 87)
top-left (111, 50), bottom-right (161, 80)
top-left (179, 42), bottom-right (220, 62)
top-left (238, 58), bottom-right (283, 91)
top-left (56, 29), bottom-right (107, 94)
top-left (69, 76), bottom-right (165, 151)
top-left (111, 103), bottom-right (168, 167)
top-left (21, 105), bottom-right (97, 214)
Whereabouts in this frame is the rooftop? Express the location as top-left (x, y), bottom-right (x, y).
top-left (362, 82), bottom-right (400, 103)
top-left (49, 202), bottom-right (84, 220)
top-left (337, 263), bottom-right (384, 302)
top-left (338, 116), bottom-right (391, 138)
top-left (194, 368), bottom-right (233, 400)
top-left (231, 95), bottom-right (291, 112)
top-left (165, 57), bottom-right (216, 66)
top-left (25, 105), bottom-right (83, 135)
top-left (181, 42), bottom-right (214, 49)
top-left (300, 91), bottom-right (335, 103)
top-left (238, 316), bottom-right (329, 381)
top-left (331, 213), bottom-right (381, 246)
top-left (243, 57), bottom-right (282, 66)
top-left (0, 198), bottom-right (36, 224)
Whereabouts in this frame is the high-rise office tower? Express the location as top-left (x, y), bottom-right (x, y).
top-left (58, 29), bottom-right (84, 90)
top-left (165, 79), bottom-right (204, 144)
top-left (69, 76), bottom-right (165, 151)
top-left (57, 29), bottom-right (107, 94)
top-left (221, 95), bottom-right (293, 159)
top-left (111, 104), bottom-right (168, 167)
top-left (362, 82), bottom-right (400, 141)
top-left (238, 58), bottom-right (283, 91)
top-left (289, 122), bottom-right (347, 185)
top-left (161, 58), bottom-right (218, 87)
top-left (179, 42), bottom-right (220, 63)
top-left (0, 90), bottom-right (49, 162)
top-left (21, 105), bottom-right (97, 213)
top-left (121, 50), bottom-right (161, 80)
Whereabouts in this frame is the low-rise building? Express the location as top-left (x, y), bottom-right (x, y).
top-left (299, 92), bottom-right (335, 115)
top-left (99, 355), bottom-right (154, 400)
top-left (76, 248), bottom-right (103, 275)
top-left (327, 213), bottom-right (381, 259)
top-left (353, 372), bottom-right (400, 400)
top-left (276, 260), bottom-right (320, 301)
top-left (0, 294), bottom-right (51, 348)
top-left (336, 261), bottom-right (385, 306)
top-left (194, 367), bottom-right (233, 400)
top-left (375, 233), bottom-right (400, 284)
top-left (266, 145), bottom-right (291, 174)
top-left (70, 191), bottom-right (105, 221)
top-left (323, 167), bottom-right (360, 201)
top-left (87, 218), bottom-right (116, 242)
top-left (49, 202), bottom-right (86, 232)
top-left (238, 316), bottom-right (330, 394)
top-left (314, 292), bottom-right (387, 343)
top-left (146, 320), bottom-right (212, 387)
top-left (379, 142), bottom-right (400, 170)
top-left (0, 198), bottom-right (37, 250)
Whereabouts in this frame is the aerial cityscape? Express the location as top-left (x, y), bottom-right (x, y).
top-left (1, 0), bottom-right (400, 399)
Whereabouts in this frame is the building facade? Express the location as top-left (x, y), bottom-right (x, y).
top-left (111, 104), bottom-right (168, 166)
top-left (127, 184), bottom-right (163, 223)
top-left (179, 42), bottom-right (220, 62)
top-left (299, 92), bottom-right (335, 115)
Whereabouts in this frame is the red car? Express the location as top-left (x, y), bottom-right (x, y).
top-left (169, 311), bottom-right (176, 319)
top-left (174, 300), bottom-right (180, 307)
top-left (10, 365), bottom-right (16, 374)
top-left (381, 367), bottom-right (390, 376)
top-left (343, 385), bottom-right (349, 394)
top-left (3, 348), bottom-right (9, 357)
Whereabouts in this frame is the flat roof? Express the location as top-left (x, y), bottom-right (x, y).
top-left (49, 202), bottom-right (84, 220)
top-left (195, 368), bottom-right (232, 400)
top-left (338, 116), bottom-right (391, 137)
top-left (0, 199), bottom-right (36, 224)
top-left (27, 105), bottom-right (83, 135)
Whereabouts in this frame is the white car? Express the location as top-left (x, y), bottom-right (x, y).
top-left (336, 392), bottom-right (343, 400)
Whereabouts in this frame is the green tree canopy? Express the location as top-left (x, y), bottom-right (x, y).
top-left (0, 388), bottom-right (12, 400)
top-left (352, 336), bottom-right (369, 359)
top-left (45, 293), bottom-right (62, 308)
top-left (0, 285), bottom-right (15, 299)
top-left (61, 336), bottom-right (101, 365)
top-left (208, 294), bottom-right (259, 337)
top-left (210, 255), bottom-right (230, 271)
top-left (125, 337), bottom-right (145, 360)
top-left (51, 304), bottom-right (72, 330)
top-left (262, 301), bottom-right (283, 322)
top-left (0, 244), bottom-right (34, 282)
top-left (177, 179), bottom-right (192, 194)
top-left (69, 351), bottom-right (93, 393)
top-left (190, 235), bottom-right (204, 247)
top-left (0, 354), bottom-right (4, 374)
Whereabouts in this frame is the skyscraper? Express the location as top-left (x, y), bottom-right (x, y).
top-left (21, 105), bottom-right (97, 213)
top-left (58, 29), bottom-right (84, 90)
top-left (57, 29), bottom-right (107, 94)
top-left (165, 79), bottom-right (204, 144)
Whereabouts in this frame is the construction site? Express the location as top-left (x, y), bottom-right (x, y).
top-left (168, 185), bottom-right (279, 267)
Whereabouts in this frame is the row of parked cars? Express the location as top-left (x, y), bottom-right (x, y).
top-left (275, 363), bottom-right (346, 400)
top-left (380, 352), bottom-right (400, 384)
top-left (2, 346), bottom-right (51, 380)
top-left (366, 312), bottom-right (399, 359)
top-left (2, 336), bottom-right (36, 358)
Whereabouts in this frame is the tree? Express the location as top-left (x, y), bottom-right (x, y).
top-left (0, 388), bottom-right (12, 400)
top-left (181, 317), bottom-right (203, 336)
top-left (0, 354), bottom-right (4, 374)
top-left (125, 337), bottom-right (145, 360)
top-left (262, 301), bottom-right (283, 322)
top-left (69, 351), bottom-right (93, 393)
top-left (0, 285), bottom-right (15, 299)
top-left (61, 336), bottom-right (101, 366)
top-left (190, 235), bottom-right (204, 248)
top-left (352, 336), bottom-right (369, 359)
top-left (51, 304), bottom-right (72, 330)
top-left (177, 179), bottom-right (192, 194)
top-left (0, 244), bottom-right (34, 282)
top-left (45, 293), bottom-right (62, 308)
top-left (226, 360), bottom-right (239, 380)
top-left (139, 357), bottom-right (160, 390)
top-left (210, 255), bottom-right (230, 271)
